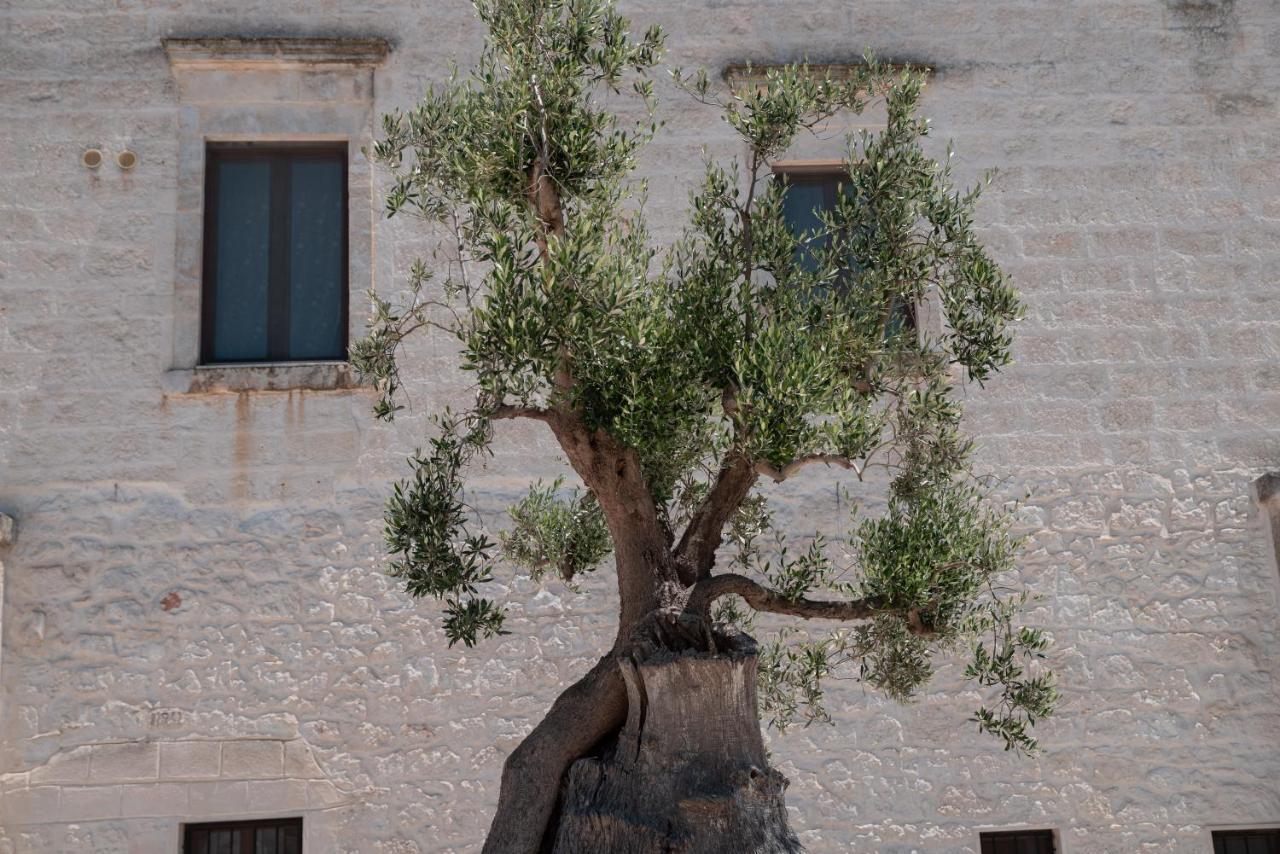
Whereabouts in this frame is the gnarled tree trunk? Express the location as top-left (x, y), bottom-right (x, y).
top-left (484, 421), bottom-right (804, 853)
top-left (550, 635), bottom-right (799, 854)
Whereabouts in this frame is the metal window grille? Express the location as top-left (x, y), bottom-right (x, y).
top-left (979, 829), bottom-right (1057, 854)
top-left (184, 817), bottom-right (302, 854)
top-left (1213, 830), bottom-right (1280, 854)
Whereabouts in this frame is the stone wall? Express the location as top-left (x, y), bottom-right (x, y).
top-left (2, 0), bottom-right (1279, 852)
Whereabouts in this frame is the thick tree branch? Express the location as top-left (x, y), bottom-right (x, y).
top-left (684, 573), bottom-right (935, 637)
top-left (527, 78), bottom-right (566, 244)
top-left (754, 453), bottom-right (864, 483)
top-left (674, 452), bottom-right (757, 585)
top-left (675, 448), bottom-right (869, 582)
top-left (549, 417), bottom-right (676, 629)
top-left (491, 403), bottom-right (556, 422)
top-left (482, 654), bottom-right (627, 854)
top-left (523, 104), bottom-right (574, 401)
top-left (685, 573), bottom-right (880, 621)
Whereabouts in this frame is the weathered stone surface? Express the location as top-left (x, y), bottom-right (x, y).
top-left (219, 740), bottom-right (284, 780)
top-left (554, 648), bottom-right (800, 854)
top-left (159, 741), bottom-right (220, 781)
top-left (1, 0), bottom-right (1279, 851)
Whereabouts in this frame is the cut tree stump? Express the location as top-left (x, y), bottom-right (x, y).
top-left (551, 637), bottom-right (801, 853)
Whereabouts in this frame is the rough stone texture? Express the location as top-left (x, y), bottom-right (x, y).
top-left (1, 0), bottom-right (1279, 852)
top-left (554, 649), bottom-right (799, 854)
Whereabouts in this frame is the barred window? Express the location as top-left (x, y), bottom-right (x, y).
top-left (979, 829), bottom-right (1056, 854)
top-left (1213, 830), bottom-right (1280, 854)
top-left (184, 817), bottom-right (302, 854)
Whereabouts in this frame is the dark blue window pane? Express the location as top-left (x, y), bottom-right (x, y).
top-left (210, 829), bottom-right (235, 854)
top-left (778, 170), bottom-right (912, 333)
top-left (781, 180), bottom-right (830, 273)
top-left (1017, 838), bottom-right (1043, 854)
top-left (289, 159), bottom-right (345, 359)
top-left (980, 832), bottom-right (1054, 854)
top-left (1214, 832), bottom-right (1280, 854)
top-left (213, 161), bottom-right (271, 361)
top-left (256, 826), bottom-right (279, 854)
top-left (282, 821), bottom-right (301, 854)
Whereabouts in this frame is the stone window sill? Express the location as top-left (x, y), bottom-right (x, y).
top-left (164, 361), bottom-right (369, 394)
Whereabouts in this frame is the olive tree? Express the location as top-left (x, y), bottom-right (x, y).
top-left (355, 1), bottom-right (1057, 850)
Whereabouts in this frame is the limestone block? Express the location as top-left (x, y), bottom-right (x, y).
top-left (243, 778), bottom-right (308, 813)
top-left (284, 739), bottom-right (325, 779)
top-left (90, 742), bottom-right (158, 783)
top-left (160, 741), bottom-right (221, 780)
top-left (59, 785), bottom-right (122, 821)
top-left (220, 740), bottom-right (285, 780)
top-left (187, 780), bottom-right (251, 817)
top-left (118, 783), bottom-right (189, 817)
top-left (29, 746), bottom-right (92, 785)
top-left (0, 785), bottom-right (60, 824)
top-left (306, 779), bottom-right (349, 809)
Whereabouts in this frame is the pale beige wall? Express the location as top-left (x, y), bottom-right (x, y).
top-left (2, 1), bottom-right (1279, 852)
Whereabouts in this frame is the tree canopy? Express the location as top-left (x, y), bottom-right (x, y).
top-left (354, 0), bottom-right (1056, 755)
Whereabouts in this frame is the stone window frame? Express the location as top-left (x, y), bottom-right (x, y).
top-left (162, 37), bottom-right (389, 394)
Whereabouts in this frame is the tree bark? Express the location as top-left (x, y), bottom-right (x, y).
top-left (549, 636), bottom-right (800, 854)
top-left (482, 655), bottom-right (628, 854)
top-left (549, 417), bottom-right (678, 627)
top-left (484, 420), bottom-right (800, 852)
top-left (675, 453), bottom-right (757, 583)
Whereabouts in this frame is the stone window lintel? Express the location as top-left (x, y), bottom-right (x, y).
top-left (163, 36), bottom-right (390, 69)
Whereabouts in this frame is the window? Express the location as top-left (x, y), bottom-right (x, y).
top-left (774, 165), bottom-right (914, 332)
top-left (1214, 830), bottom-right (1280, 854)
top-left (979, 829), bottom-right (1057, 854)
top-left (777, 168), bottom-right (848, 274)
top-left (184, 817), bottom-right (302, 854)
top-left (202, 144), bottom-right (348, 364)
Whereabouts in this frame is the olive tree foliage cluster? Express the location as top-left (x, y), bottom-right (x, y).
top-left (353, 0), bottom-right (1056, 751)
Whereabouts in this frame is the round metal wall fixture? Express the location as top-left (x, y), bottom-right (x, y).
top-left (116, 149), bottom-right (137, 170)
top-left (82, 148), bottom-right (104, 169)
